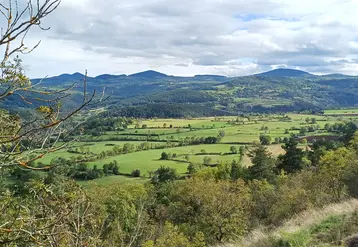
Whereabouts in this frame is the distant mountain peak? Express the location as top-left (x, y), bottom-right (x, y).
top-left (129, 70), bottom-right (168, 78)
top-left (256, 68), bottom-right (313, 77)
top-left (72, 72), bottom-right (85, 77)
top-left (95, 74), bottom-right (126, 80)
top-left (47, 72), bottom-right (86, 81)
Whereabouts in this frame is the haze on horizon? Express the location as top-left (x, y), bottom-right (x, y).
top-left (16, 0), bottom-right (358, 78)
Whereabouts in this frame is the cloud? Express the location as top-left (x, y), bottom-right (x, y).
top-left (7, 0), bottom-right (358, 77)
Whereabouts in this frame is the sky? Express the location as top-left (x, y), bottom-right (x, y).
top-left (7, 0), bottom-right (358, 77)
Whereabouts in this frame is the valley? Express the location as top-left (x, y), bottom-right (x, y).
top-left (31, 110), bottom-right (358, 186)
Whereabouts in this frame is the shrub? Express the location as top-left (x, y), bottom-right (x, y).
top-left (131, 169), bottom-right (141, 177)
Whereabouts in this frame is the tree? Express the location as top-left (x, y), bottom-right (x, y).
top-left (160, 152), bottom-right (169, 160)
top-left (230, 160), bottom-right (246, 180)
top-left (89, 182), bottom-right (153, 246)
top-left (0, 1), bottom-right (105, 171)
top-left (300, 138), bottom-right (308, 146)
top-left (230, 146), bottom-right (238, 154)
top-left (1, 179), bottom-right (106, 246)
top-left (113, 163), bottom-right (120, 175)
top-left (187, 163), bottom-right (200, 174)
top-left (204, 136), bottom-right (219, 144)
top-left (259, 135), bottom-right (272, 145)
top-left (131, 169), bottom-right (141, 177)
top-left (324, 123), bottom-right (332, 131)
top-left (218, 130), bottom-right (225, 140)
top-left (247, 144), bottom-right (276, 182)
top-left (239, 146), bottom-right (245, 156)
top-left (142, 222), bottom-right (205, 247)
top-left (248, 180), bottom-right (277, 223)
top-left (277, 137), bottom-right (305, 173)
top-left (151, 166), bottom-right (178, 184)
top-left (148, 170), bottom-right (155, 178)
top-left (168, 178), bottom-right (251, 244)
top-left (318, 147), bottom-right (355, 201)
top-left (103, 164), bottom-right (110, 176)
top-left (203, 156), bottom-right (212, 166)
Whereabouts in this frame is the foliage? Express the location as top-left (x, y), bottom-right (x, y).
top-left (0, 179), bottom-right (105, 246)
top-left (151, 166), bottom-right (179, 184)
top-left (247, 144), bottom-right (276, 182)
top-left (230, 146), bottom-right (238, 154)
top-left (318, 147), bottom-right (355, 201)
top-left (260, 135), bottom-right (272, 145)
top-left (187, 163), bottom-right (202, 174)
top-left (277, 137), bottom-right (305, 173)
top-left (160, 152), bottom-right (169, 160)
top-left (131, 169), bottom-right (141, 177)
top-left (88, 182), bottom-right (154, 246)
top-left (167, 178), bottom-right (251, 243)
top-left (142, 222), bottom-right (205, 247)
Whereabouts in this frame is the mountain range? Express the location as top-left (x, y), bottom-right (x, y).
top-left (32, 68), bottom-right (356, 82)
top-left (4, 68), bottom-right (358, 118)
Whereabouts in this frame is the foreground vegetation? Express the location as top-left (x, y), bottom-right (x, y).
top-left (235, 199), bottom-right (358, 247)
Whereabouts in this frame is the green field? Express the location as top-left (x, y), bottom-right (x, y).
top-left (86, 143), bottom-right (242, 175)
top-left (38, 141), bottom-right (162, 164)
top-left (324, 108), bottom-right (358, 115)
top-left (35, 111), bottom-right (358, 185)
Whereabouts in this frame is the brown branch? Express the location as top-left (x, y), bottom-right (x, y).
top-left (0, 0), bottom-right (61, 63)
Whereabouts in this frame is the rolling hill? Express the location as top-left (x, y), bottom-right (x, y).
top-left (256, 68), bottom-right (314, 77)
top-left (4, 69), bottom-right (358, 117)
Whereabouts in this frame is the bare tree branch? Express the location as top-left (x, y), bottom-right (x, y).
top-left (0, 0), bottom-right (61, 64)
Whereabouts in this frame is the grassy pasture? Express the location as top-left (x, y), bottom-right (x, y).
top-left (87, 144), bottom-right (241, 175)
top-left (324, 108), bottom-right (358, 115)
top-left (37, 141), bottom-right (162, 164)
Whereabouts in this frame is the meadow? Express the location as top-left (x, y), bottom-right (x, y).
top-left (324, 108), bottom-right (358, 115)
top-left (37, 110), bottom-right (358, 186)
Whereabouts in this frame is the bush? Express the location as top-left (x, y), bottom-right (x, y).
top-left (160, 152), bottom-right (169, 160)
top-left (131, 169), bottom-right (141, 177)
top-left (259, 135), bottom-right (272, 145)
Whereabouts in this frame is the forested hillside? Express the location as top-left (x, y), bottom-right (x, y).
top-left (10, 69), bottom-right (356, 118)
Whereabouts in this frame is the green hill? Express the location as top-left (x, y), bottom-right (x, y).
top-left (7, 69), bottom-right (357, 117)
top-left (256, 68), bottom-right (314, 77)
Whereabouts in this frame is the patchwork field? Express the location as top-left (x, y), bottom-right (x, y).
top-left (36, 110), bottom-right (358, 185)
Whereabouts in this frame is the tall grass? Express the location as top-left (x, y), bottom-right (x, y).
top-left (222, 199), bottom-right (358, 247)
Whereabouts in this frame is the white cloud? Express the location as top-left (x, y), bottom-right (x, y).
top-left (6, 0), bottom-right (358, 77)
